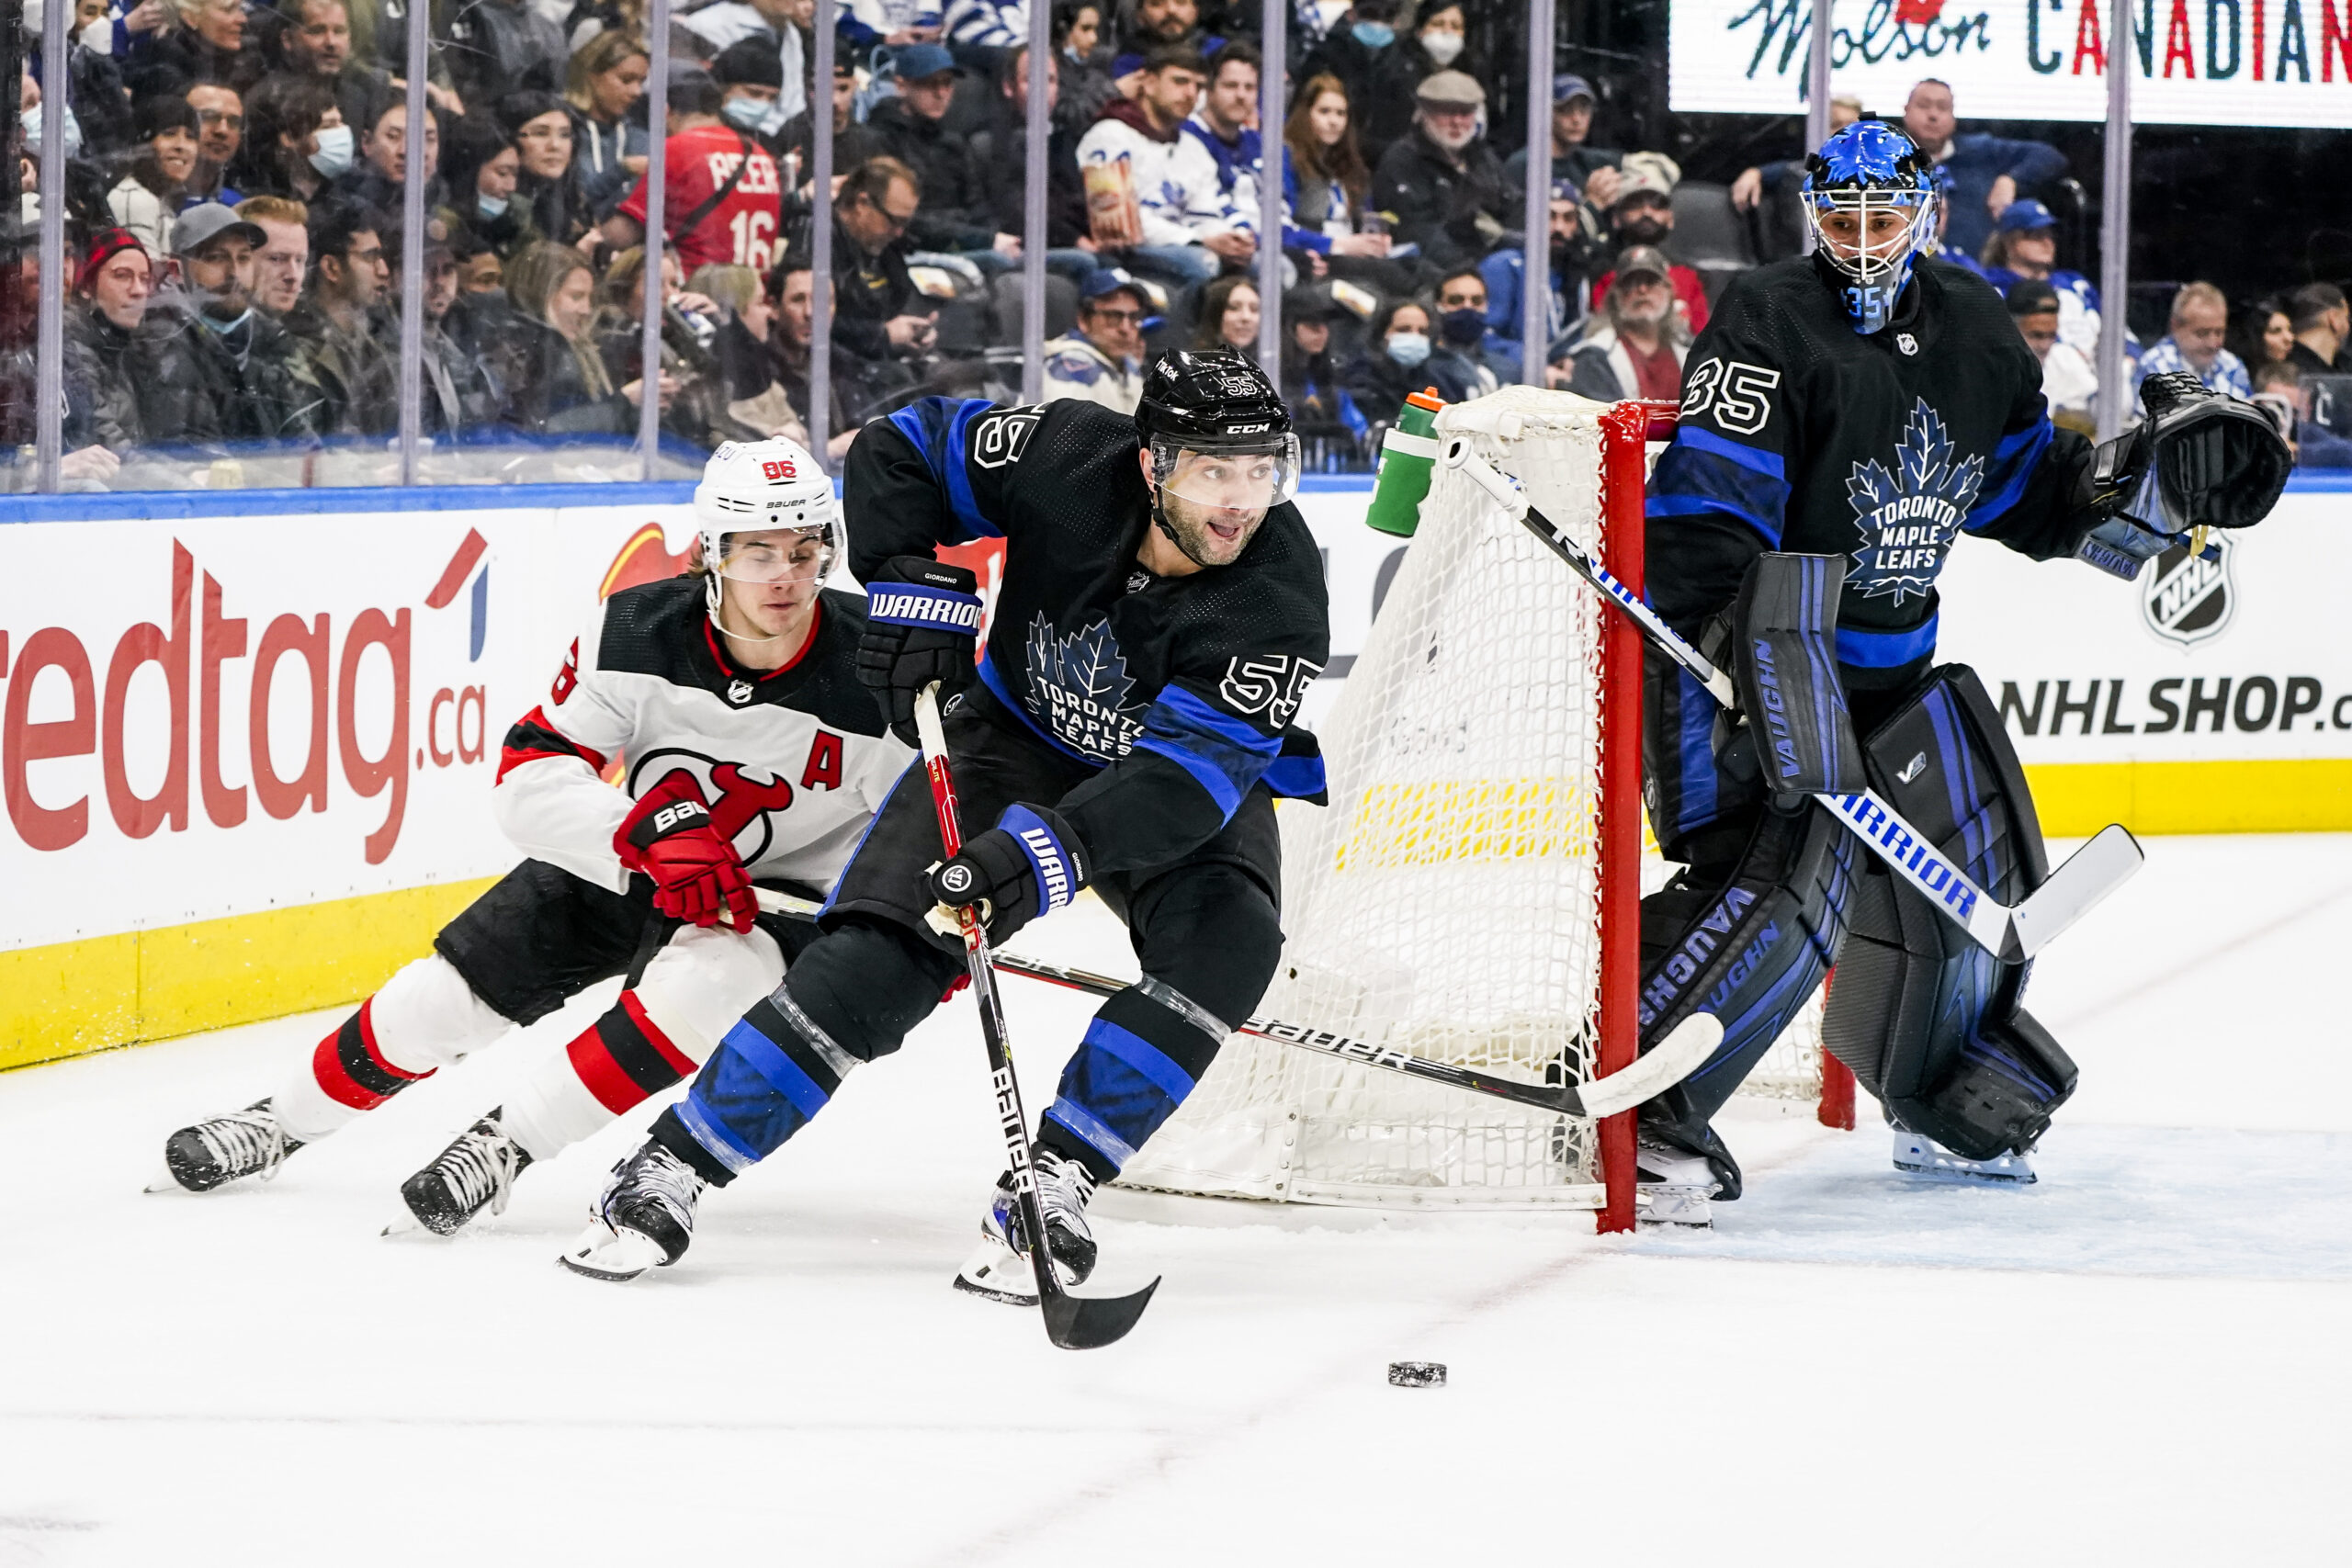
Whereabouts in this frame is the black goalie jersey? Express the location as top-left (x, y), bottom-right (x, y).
top-left (1646, 256), bottom-right (2096, 692)
top-left (849, 396), bottom-right (1330, 874)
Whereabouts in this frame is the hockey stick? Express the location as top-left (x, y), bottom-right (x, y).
top-left (1442, 437), bottom-right (2143, 964)
top-left (911, 683), bottom-right (1158, 1350)
top-left (752, 888), bottom-right (1724, 1121)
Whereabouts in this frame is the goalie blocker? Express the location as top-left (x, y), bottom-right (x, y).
top-left (1639, 555), bottom-right (2075, 1195)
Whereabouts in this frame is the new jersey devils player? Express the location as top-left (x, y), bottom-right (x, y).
top-left (157, 438), bottom-right (910, 1235)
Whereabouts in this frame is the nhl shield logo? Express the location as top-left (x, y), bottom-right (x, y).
top-left (727, 678), bottom-right (755, 705)
top-left (2142, 535), bottom-right (2235, 646)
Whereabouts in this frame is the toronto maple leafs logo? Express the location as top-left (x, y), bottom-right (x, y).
top-left (1024, 613), bottom-right (1145, 761)
top-left (1845, 399), bottom-right (1984, 607)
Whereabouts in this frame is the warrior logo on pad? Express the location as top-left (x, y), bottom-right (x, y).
top-left (1844, 400), bottom-right (1984, 607)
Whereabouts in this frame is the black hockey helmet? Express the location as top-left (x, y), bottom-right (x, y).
top-left (1135, 347), bottom-right (1294, 454)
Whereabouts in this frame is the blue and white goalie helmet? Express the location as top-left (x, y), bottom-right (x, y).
top-left (693, 436), bottom-right (840, 618)
top-left (1801, 121), bottom-right (1939, 335)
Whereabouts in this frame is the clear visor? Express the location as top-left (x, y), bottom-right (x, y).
top-left (1804, 187), bottom-right (1934, 283)
top-left (1152, 434), bottom-right (1303, 513)
top-left (716, 526), bottom-right (832, 584)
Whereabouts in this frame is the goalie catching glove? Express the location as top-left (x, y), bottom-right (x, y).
top-left (925, 803), bottom-right (1090, 938)
top-left (859, 556), bottom-right (983, 745)
top-left (2072, 370), bottom-right (2292, 580)
top-left (615, 781), bottom-right (758, 932)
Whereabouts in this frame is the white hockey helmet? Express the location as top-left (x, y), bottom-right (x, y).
top-left (693, 437), bottom-right (840, 617)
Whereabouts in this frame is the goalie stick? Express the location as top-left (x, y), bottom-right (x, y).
top-left (1442, 435), bottom-right (2143, 964)
top-left (751, 888), bottom-right (1725, 1122)
top-left (911, 684), bottom-right (1158, 1351)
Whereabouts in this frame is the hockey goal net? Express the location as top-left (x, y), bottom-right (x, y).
top-left (1116, 388), bottom-right (1848, 1229)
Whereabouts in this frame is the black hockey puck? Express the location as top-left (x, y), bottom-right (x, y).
top-left (1388, 1361), bottom-right (1446, 1388)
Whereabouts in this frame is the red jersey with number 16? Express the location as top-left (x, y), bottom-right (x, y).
top-left (619, 124), bottom-right (783, 273)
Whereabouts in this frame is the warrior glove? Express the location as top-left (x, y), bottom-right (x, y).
top-left (925, 804), bottom-right (1090, 940)
top-left (2072, 370), bottom-right (2291, 580)
top-left (860, 556), bottom-right (983, 745)
top-left (616, 783), bottom-right (758, 932)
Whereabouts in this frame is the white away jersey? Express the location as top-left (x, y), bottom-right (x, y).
top-left (493, 578), bottom-right (911, 897)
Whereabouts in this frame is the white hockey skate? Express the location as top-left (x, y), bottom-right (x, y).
top-left (1892, 1129), bottom-right (2037, 1185)
top-left (153, 1100), bottom-right (305, 1193)
top-left (954, 1147), bottom-right (1100, 1307)
top-left (560, 1141), bottom-right (706, 1282)
top-left (1634, 1134), bottom-right (1722, 1228)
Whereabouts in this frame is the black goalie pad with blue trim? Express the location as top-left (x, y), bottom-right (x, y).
top-left (1822, 664), bottom-right (2080, 1159)
top-left (1635, 801), bottom-right (1860, 1197)
top-left (1730, 553), bottom-right (1866, 798)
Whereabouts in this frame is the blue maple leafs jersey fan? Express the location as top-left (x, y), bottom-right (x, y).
top-left (847, 396), bottom-right (1330, 870)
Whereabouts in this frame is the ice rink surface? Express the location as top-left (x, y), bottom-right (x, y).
top-left (4, 833), bottom-right (2347, 1567)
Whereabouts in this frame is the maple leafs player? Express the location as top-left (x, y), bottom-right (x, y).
top-left (158, 439), bottom-right (911, 1234)
top-left (1627, 121), bottom-right (2287, 1215)
top-left (561, 349), bottom-right (1330, 1287)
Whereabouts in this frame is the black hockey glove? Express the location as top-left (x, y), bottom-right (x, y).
top-left (2071, 371), bottom-right (2291, 581)
top-left (924, 803), bottom-right (1090, 939)
top-left (859, 556), bottom-right (984, 745)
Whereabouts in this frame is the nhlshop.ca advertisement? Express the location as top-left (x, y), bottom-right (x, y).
top-left (0, 502), bottom-right (697, 956)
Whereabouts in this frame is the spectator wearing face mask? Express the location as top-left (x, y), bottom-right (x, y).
top-left (1583, 152), bottom-right (1707, 333)
top-left (867, 45), bottom-right (1017, 270)
top-left (1565, 246), bottom-right (1687, 401)
top-left (1344, 294), bottom-right (1433, 421)
top-left (2004, 278), bottom-right (2096, 431)
top-left (230, 73), bottom-right (348, 206)
top-left (1422, 265), bottom-right (1508, 400)
top-left (108, 96), bottom-right (205, 256)
top-left (29, 0), bottom-right (133, 157)
top-left (1371, 72), bottom-right (1509, 276)
top-left (1505, 75), bottom-right (1623, 204)
top-left (679, 0), bottom-right (812, 127)
top-left (602, 69), bottom-right (785, 275)
top-left (442, 114), bottom-right (537, 256)
top-left (64, 228), bottom-right (162, 451)
top-left (1296, 0), bottom-right (1410, 166)
top-left (142, 201), bottom-right (326, 443)
top-left (712, 37), bottom-right (789, 154)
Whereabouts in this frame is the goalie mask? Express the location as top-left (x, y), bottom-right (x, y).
top-left (692, 436), bottom-right (840, 629)
top-left (1801, 121), bottom-right (1939, 336)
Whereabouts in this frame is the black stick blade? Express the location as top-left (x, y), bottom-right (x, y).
top-left (1041, 1275), bottom-right (1161, 1350)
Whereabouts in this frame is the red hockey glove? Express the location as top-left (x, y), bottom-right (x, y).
top-left (615, 785), bottom-right (758, 932)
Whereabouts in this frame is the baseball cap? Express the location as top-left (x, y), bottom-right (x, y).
top-left (1612, 150), bottom-right (1680, 207)
top-left (892, 42), bottom-right (956, 82)
top-left (172, 202), bottom-right (266, 257)
top-left (2005, 277), bottom-right (2061, 316)
top-left (1416, 70), bottom-right (1486, 107)
top-left (1080, 266), bottom-right (1147, 307)
top-left (1552, 73), bottom-right (1595, 106)
top-left (1612, 244), bottom-right (1670, 285)
top-left (1997, 198), bottom-right (2058, 233)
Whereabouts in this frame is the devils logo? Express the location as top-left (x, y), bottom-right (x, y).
top-left (1845, 399), bottom-right (1984, 607)
top-left (626, 750), bottom-right (797, 863)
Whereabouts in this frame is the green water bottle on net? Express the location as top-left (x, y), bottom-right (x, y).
top-left (1364, 390), bottom-right (1447, 537)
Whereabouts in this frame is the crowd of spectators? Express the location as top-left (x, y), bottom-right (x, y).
top-left (9, 0), bottom-right (2350, 482)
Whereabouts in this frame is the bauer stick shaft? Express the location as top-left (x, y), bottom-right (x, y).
top-left (752, 888), bottom-right (1724, 1122)
top-left (1442, 437), bottom-right (2142, 964)
top-left (911, 683), bottom-right (1157, 1350)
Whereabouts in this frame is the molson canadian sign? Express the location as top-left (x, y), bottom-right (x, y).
top-left (1670, 0), bottom-right (2352, 128)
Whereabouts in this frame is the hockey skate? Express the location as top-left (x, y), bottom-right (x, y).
top-left (559, 1141), bottom-right (705, 1282)
top-left (1892, 1129), bottom-right (2037, 1185)
top-left (954, 1147), bottom-right (1100, 1307)
top-left (389, 1111), bottom-right (534, 1236)
top-left (155, 1100), bottom-right (305, 1193)
top-left (1634, 1133), bottom-right (1722, 1228)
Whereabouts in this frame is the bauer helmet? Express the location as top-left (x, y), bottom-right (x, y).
top-left (1800, 121), bottom-right (1939, 335)
top-left (1134, 347), bottom-right (1302, 517)
top-left (692, 436), bottom-right (839, 621)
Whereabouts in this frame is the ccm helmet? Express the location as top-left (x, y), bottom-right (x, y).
top-left (692, 437), bottom-right (839, 621)
top-left (1134, 347), bottom-right (1302, 517)
top-left (1800, 121), bottom-right (1939, 335)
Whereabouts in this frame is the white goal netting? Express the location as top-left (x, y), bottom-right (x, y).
top-left (1116, 389), bottom-right (1826, 1212)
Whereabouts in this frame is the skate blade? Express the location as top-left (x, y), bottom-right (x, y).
top-left (559, 1222), bottom-right (668, 1283)
top-left (1893, 1156), bottom-right (2038, 1185)
top-left (1635, 1185), bottom-right (1715, 1228)
top-left (143, 1168), bottom-right (189, 1195)
top-left (952, 1235), bottom-right (1082, 1307)
top-left (380, 1208), bottom-right (429, 1238)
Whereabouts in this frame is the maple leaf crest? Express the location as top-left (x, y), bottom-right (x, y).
top-left (1843, 399), bottom-right (1984, 607)
top-left (1024, 613), bottom-right (1144, 761)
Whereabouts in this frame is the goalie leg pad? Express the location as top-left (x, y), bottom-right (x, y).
top-left (1730, 553), bottom-right (1866, 798)
top-left (1635, 802), bottom-right (1860, 1197)
top-left (1823, 667), bottom-right (2080, 1160)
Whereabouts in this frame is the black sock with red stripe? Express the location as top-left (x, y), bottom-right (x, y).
top-left (311, 998), bottom-right (433, 1111)
top-left (565, 992), bottom-right (700, 1116)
